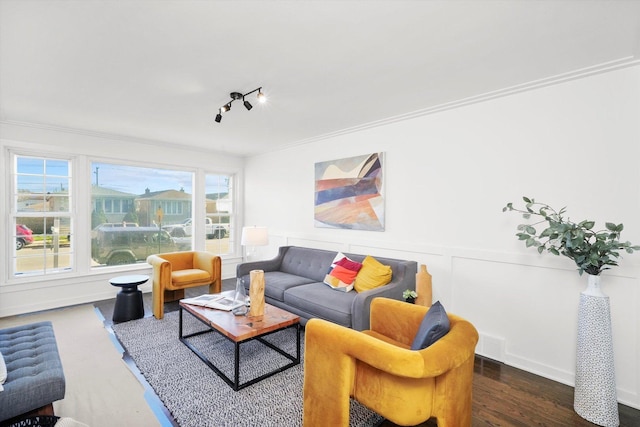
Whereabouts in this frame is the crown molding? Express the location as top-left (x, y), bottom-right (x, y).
top-left (3, 57), bottom-right (639, 159)
top-left (0, 119), bottom-right (238, 157)
top-left (273, 57), bottom-right (640, 153)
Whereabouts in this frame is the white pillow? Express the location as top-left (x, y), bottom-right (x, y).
top-left (323, 252), bottom-right (363, 292)
top-left (0, 350), bottom-right (7, 392)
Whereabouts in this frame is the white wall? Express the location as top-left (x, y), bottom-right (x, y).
top-left (0, 123), bottom-right (245, 316)
top-left (243, 65), bottom-right (640, 409)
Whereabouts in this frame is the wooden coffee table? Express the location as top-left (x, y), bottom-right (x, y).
top-left (179, 301), bottom-right (301, 391)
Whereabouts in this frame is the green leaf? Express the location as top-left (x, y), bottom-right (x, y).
top-left (581, 221), bottom-right (595, 230)
top-left (540, 228), bottom-right (553, 237)
top-left (504, 197), bottom-right (639, 273)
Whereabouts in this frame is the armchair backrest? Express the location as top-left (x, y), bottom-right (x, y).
top-left (157, 251), bottom-right (195, 271)
top-left (303, 298), bottom-right (479, 427)
top-left (147, 251), bottom-right (221, 319)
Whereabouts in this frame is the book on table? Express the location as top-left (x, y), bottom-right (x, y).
top-left (181, 291), bottom-right (245, 311)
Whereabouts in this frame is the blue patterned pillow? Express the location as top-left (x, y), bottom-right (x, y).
top-left (410, 301), bottom-right (450, 350)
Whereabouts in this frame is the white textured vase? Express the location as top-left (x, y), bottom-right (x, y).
top-left (574, 274), bottom-right (619, 427)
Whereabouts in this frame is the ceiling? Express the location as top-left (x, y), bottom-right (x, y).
top-left (1, 0), bottom-right (639, 157)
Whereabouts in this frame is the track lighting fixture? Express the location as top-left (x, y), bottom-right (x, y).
top-left (214, 87), bottom-right (265, 123)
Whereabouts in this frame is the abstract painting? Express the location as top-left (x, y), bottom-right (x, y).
top-left (314, 152), bottom-right (384, 231)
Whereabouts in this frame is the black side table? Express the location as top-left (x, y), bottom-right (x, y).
top-left (110, 274), bottom-right (149, 323)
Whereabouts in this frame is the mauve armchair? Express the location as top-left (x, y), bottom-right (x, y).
top-left (303, 297), bottom-right (478, 427)
top-left (146, 251), bottom-right (221, 319)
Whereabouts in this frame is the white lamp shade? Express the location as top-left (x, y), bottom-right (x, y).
top-left (241, 226), bottom-right (269, 246)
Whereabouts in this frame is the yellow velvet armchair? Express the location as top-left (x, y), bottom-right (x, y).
top-left (146, 251), bottom-right (221, 319)
top-left (303, 297), bottom-right (479, 427)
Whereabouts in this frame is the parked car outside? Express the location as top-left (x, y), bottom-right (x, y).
top-left (91, 222), bottom-right (139, 239)
top-left (91, 226), bottom-right (180, 266)
top-left (16, 224), bottom-right (34, 250)
top-left (163, 218), bottom-right (227, 239)
top-left (94, 222), bottom-right (139, 230)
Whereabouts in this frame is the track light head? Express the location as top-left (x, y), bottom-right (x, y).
top-left (215, 87), bottom-right (264, 124)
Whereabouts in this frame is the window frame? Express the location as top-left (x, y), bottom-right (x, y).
top-left (9, 151), bottom-right (75, 278)
top-left (4, 149), bottom-right (241, 284)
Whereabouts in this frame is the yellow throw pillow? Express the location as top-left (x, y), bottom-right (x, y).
top-left (353, 255), bottom-right (392, 292)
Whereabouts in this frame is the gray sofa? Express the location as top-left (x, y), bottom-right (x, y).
top-left (0, 321), bottom-right (66, 423)
top-left (236, 246), bottom-right (418, 330)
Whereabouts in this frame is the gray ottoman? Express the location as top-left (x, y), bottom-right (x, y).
top-left (0, 321), bottom-right (66, 422)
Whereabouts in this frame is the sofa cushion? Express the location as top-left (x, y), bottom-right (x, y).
top-left (261, 271), bottom-right (317, 302)
top-left (284, 282), bottom-right (357, 327)
top-left (353, 255), bottom-right (393, 292)
top-left (411, 301), bottom-right (450, 350)
top-left (280, 247), bottom-right (337, 282)
top-left (330, 265), bottom-right (359, 284)
top-left (323, 252), bottom-right (363, 292)
top-left (0, 321), bottom-right (66, 421)
top-left (171, 268), bottom-right (211, 287)
top-left (335, 256), bottom-right (363, 272)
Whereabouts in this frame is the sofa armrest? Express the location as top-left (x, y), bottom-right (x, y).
top-left (236, 246), bottom-right (289, 279)
top-left (351, 261), bottom-right (417, 330)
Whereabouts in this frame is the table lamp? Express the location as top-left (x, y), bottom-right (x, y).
top-left (241, 226), bottom-right (268, 261)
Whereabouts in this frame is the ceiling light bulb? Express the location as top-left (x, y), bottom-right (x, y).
top-left (257, 90), bottom-right (266, 103)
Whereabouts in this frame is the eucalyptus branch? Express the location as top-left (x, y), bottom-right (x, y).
top-left (504, 196), bottom-right (640, 276)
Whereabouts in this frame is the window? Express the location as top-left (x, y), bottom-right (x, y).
top-left (204, 173), bottom-right (234, 255)
top-left (90, 162), bottom-right (193, 267)
top-left (11, 155), bottom-right (73, 277)
top-left (8, 157), bottom-right (239, 276)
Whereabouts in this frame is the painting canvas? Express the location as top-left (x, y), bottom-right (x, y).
top-left (314, 152), bottom-right (384, 231)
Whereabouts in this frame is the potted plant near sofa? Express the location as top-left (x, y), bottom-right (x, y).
top-left (504, 196), bottom-right (640, 427)
top-left (402, 289), bottom-right (418, 304)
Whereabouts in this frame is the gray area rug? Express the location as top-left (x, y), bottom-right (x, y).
top-left (112, 311), bottom-right (384, 427)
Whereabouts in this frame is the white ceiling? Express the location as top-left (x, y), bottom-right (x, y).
top-left (1, 0), bottom-right (639, 157)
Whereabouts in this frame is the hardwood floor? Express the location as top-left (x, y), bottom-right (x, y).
top-left (96, 282), bottom-right (640, 427)
top-left (381, 356), bottom-right (640, 427)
